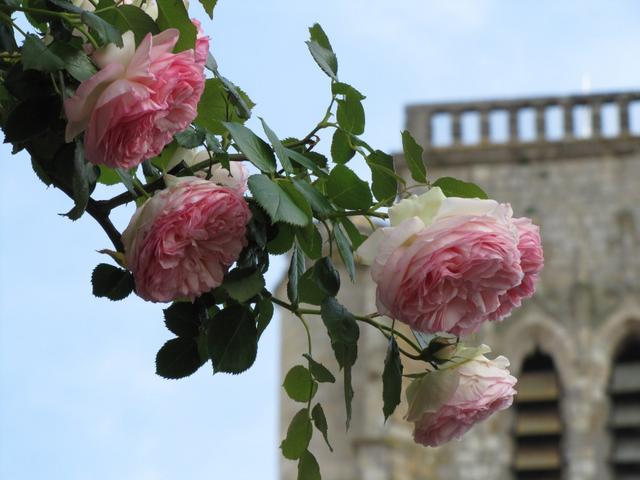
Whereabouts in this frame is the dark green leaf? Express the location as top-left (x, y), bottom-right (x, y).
top-left (207, 306), bottom-right (258, 374)
top-left (311, 403), bottom-right (333, 452)
top-left (298, 268), bottom-right (326, 306)
top-left (222, 269), bottom-right (265, 303)
top-left (277, 179), bottom-right (312, 223)
top-left (320, 297), bottom-right (359, 370)
top-left (297, 450), bottom-right (321, 480)
top-left (292, 179), bottom-right (335, 218)
top-left (295, 223), bottom-right (323, 260)
top-left (224, 123), bottom-right (276, 173)
top-left (248, 175), bottom-right (309, 227)
top-left (260, 118), bottom-right (294, 173)
top-left (331, 82), bottom-right (365, 100)
top-left (344, 367), bottom-right (354, 429)
top-left (174, 126), bottom-right (205, 148)
top-left (156, 0), bottom-right (196, 52)
top-left (218, 76), bottom-right (253, 119)
top-left (303, 354), bottom-right (336, 383)
top-left (284, 365), bottom-right (318, 403)
top-left (194, 79), bottom-right (235, 134)
top-left (115, 168), bottom-right (136, 196)
top-left (97, 166), bottom-right (119, 185)
top-left (267, 223), bottom-right (295, 255)
top-left (91, 263), bottom-right (134, 301)
top-left (281, 409), bottom-right (312, 460)
top-left (327, 165), bottom-right (372, 210)
top-left (382, 337), bottom-right (403, 421)
top-left (199, 0), bottom-right (217, 18)
top-left (114, 5), bottom-right (159, 45)
top-left (163, 302), bottom-right (199, 337)
top-left (284, 148), bottom-right (324, 175)
top-left (368, 150), bottom-right (397, 205)
top-left (401, 130), bottom-right (427, 184)
top-left (48, 41), bottom-right (96, 81)
top-left (330, 129), bottom-right (355, 165)
top-left (313, 257), bottom-right (340, 297)
top-left (336, 97), bottom-right (365, 135)
top-left (432, 176), bottom-right (489, 199)
top-left (155, 337), bottom-right (204, 379)
top-left (306, 23), bottom-right (337, 81)
top-left (21, 34), bottom-right (65, 72)
top-left (81, 11), bottom-right (124, 47)
top-left (338, 217), bottom-right (367, 250)
top-left (287, 244), bottom-right (305, 306)
top-left (65, 139), bottom-right (98, 220)
top-left (332, 223), bottom-right (356, 281)
top-left (256, 297), bottom-right (274, 338)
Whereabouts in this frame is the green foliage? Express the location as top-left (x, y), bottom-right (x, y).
top-left (338, 217), bottom-right (367, 250)
top-left (155, 337), bottom-right (205, 379)
top-left (248, 175), bottom-right (310, 227)
top-left (382, 337), bottom-right (403, 421)
top-left (336, 96), bottom-right (365, 135)
top-left (156, 0), bottom-right (196, 51)
top-left (306, 23), bottom-right (337, 81)
top-left (21, 35), bottom-right (65, 72)
top-left (433, 176), bottom-right (489, 199)
top-left (284, 365), bottom-right (318, 403)
top-left (91, 263), bottom-right (135, 301)
top-left (48, 41), bottom-right (97, 81)
top-left (330, 129), bottom-right (355, 164)
top-left (320, 297), bottom-right (359, 427)
top-left (256, 297), bottom-right (274, 338)
top-left (311, 403), bottom-right (333, 452)
top-left (297, 450), bottom-right (321, 480)
top-left (207, 305), bottom-right (258, 374)
top-left (81, 11), bottom-right (124, 47)
top-left (327, 165), bottom-right (372, 210)
top-left (163, 302), bottom-right (200, 337)
top-left (401, 130), bottom-right (427, 184)
top-left (199, 0), bottom-right (217, 18)
top-left (174, 126), bottom-right (205, 148)
top-left (287, 244), bottom-right (305, 306)
top-left (281, 409), bottom-right (313, 460)
top-left (222, 269), bottom-right (265, 303)
top-left (267, 223), bottom-right (295, 255)
top-left (295, 223), bottom-right (323, 260)
top-left (367, 150), bottom-right (397, 205)
top-left (65, 140), bottom-right (99, 220)
top-left (224, 123), bottom-right (276, 173)
top-left (332, 222), bottom-right (356, 281)
top-left (292, 179), bottom-right (335, 219)
top-left (195, 79), bottom-right (253, 134)
top-left (312, 257), bottom-right (340, 297)
top-left (261, 118), bottom-right (294, 173)
top-left (303, 354), bottom-right (336, 383)
top-left (298, 268), bottom-right (327, 305)
top-left (3, 94), bottom-right (60, 143)
top-left (100, 5), bottom-right (159, 45)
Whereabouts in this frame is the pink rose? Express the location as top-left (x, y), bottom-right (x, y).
top-left (166, 147), bottom-right (248, 194)
top-left (356, 187), bottom-right (543, 336)
top-left (122, 176), bottom-right (251, 303)
top-left (191, 18), bottom-right (210, 65)
top-left (406, 349), bottom-right (517, 447)
top-left (64, 29), bottom-right (205, 169)
top-left (489, 217), bottom-right (544, 321)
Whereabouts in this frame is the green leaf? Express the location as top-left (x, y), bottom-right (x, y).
top-left (292, 178), bottom-right (335, 219)
top-left (382, 337), bottom-right (403, 421)
top-left (91, 263), bottom-right (134, 301)
top-left (21, 34), bottom-right (65, 72)
top-left (260, 118), bottom-right (294, 173)
top-left (174, 126), bottom-right (205, 148)
top-left (306, 23), bottom-right (337, 81)
top-left (222, 269), bottom-right (265, 303)
top-left (344, 367), bottom-right (354, 429)
top-left (313, 257), bottom-right (340, 297)
top-left (284, 365), bottom-right (318, 403)
top-left (115, 167), bottom-right (136, 196)
top-left (256, 297), bottom-right (274, 338)
top-left (114, 4), bottom-right (159, 44)
top-left (368, 150), bottom-right (397, 205)
top-left (298, 268), bottom-right (326, 306)
top-left (81, 11), bottom-right (124, 47)
top-left (303, 354), bottom-right (336, 383)
top-left (155, 337), bottom-right (205, 379)
top-left (48, 41), bottom-right (96, 81)
top-left (65, 140), bottom-right (99, 220)
top-left (199, 0), bottom-right (217, 18)
top-left (330, 129), bottom-right (355, 165)
top-left (156, 0), bottom-right (196, 52)
top-left (401, 130), bottom-right (427, 184)
top-left (277, 179), bottom-right (312, 223)
top-left (194, 79), bottom-right (235, 134)
top-left (336, 97), bottom-right (365, 135)
top-left (163, 302), bottom-right (199, 337)
top-left (338, 217), bottom-right (367, 250)
top-left (287, 245), bottom-right (305, 306)
top-left (297, 450), bottom-right (321, 480)
top-left (284, 148), bottom-right (324, 175)
top-left (332, 82), bottom-right (365, 100)
top-left (281, 409), bottom-right (312, 460)
top-left (248, 175), bottom-right (309, 227)
top-left (320, 297), bottom-right (359, 370)
top-left (332, 223), bottom-right (356, 281)
top-left (311, 403), bottom-right (333, 451)
top-left (224, 123), bottom-right (276, 173)
top-left (207, 306), bottom-right (258, 374)
top-left (295, 223), bottom-right (323, 260)
top-left (327, 165), bottom-right (372, 210)
top-left (432, 176), bottom-right (489, 199)
top-left (267, 223), bottom-right (295, 255)
top-left (218, 76), bottom-right (253, 119)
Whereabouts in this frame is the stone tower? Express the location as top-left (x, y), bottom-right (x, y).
top-left (280, 91), bottom-right (640, 480)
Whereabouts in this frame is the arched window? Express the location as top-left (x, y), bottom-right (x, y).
top-left (609, 335), bottom-right (640, 479)
top-left (512, 350), bottom-right (565, 479)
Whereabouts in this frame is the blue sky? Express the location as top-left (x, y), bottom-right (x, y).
top-left (1, 1), bottom-right (639, 479)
